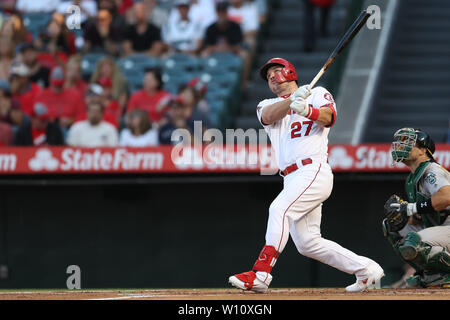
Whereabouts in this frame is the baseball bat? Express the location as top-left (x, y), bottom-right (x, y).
top-left (308, 10), bottom-right (371, 89)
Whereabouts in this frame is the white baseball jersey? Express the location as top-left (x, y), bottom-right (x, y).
top-left (256, 86), bottom-right (337, 171)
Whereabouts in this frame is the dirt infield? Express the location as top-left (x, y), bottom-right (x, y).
top-left (0, 288), bottom-right (448, 300)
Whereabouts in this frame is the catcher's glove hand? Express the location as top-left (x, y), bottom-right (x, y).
top-left (383, 194), bottom-right (409, 232)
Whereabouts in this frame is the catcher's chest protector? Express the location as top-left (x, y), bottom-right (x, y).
top-left (405, 161), bottom-right (442, 227)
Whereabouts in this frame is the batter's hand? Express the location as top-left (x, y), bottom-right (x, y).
top-left (290, 98), bottom-right (310, 117)
top-left (290, 85), bottom-right (311, 101)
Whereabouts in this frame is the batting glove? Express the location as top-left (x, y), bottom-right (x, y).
top-left (290, 98), bottom-right (308, 116)
top-left (290, 85), bottom-right (311, 101)
top-left (290, 98), bottom-right (320, 121)
top-left (390, 202), bottom-right (417, 217)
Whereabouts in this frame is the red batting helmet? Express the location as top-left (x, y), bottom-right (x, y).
top-left (259, 58), bottom-right (297, 83)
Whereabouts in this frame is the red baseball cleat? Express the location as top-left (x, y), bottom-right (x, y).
top-left (228, 271), bottom-right (272, 293)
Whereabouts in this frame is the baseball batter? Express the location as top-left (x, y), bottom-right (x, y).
top-left (383, 128), bottom-right (450, 288)
top-left (228, 58), bottom-right (384, 293)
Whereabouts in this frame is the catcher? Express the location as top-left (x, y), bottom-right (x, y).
top-left (383, 128), bottom-right (450, 288)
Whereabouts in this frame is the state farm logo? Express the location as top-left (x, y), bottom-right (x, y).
top-left (29, 148), bottom-right (59, 171)
top-left (328, 146), bottom-right (407, 170)
top-left (28, 148), bottom-right (164, 172)
top-left (328, 147), bottom-right (354, 169)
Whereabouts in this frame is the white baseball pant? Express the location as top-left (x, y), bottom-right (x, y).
top-left (265, 161), bottom-right (375, 277)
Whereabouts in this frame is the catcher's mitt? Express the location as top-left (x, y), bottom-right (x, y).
top-left (383, 194), bottom-right (408, 232)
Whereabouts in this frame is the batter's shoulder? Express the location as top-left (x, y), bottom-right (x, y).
top-left (257, 98), bottom-right (280, 109)
top-left (311, 86), bottom-right (331, 95)
top-left (257, 97), bottom-right (282, 108)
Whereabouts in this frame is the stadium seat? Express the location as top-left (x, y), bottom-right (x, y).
top-left (23, 13), bottom-right (52, 40)
top-left (117, 54), bottom-right (162, 73)
top-left (203, 53), bottom-right (243, 73)
top-left (162, 72), bottom-right (196, 94)
top-left (81, 53), bottom-right (106, 78)
top-left (163, 53), bottom-right (202, 76)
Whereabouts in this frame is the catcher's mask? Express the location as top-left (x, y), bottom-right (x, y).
top-left (259, 58), bottom-right (298, 84)
top-left (391, 128), bottom-right (435, 163)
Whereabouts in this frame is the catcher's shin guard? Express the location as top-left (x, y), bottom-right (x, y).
top-left (406, 271), bottom-right (450, 288)
top-left (382, 221), bottom-right (422, 272)
top-left (252, 245), bottom-right (280, 273)
top-left (399, 232), bottom-right (450, 274)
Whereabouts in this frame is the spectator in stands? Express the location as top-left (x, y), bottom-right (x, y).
top-left (63, 55), bottom-right (88, 95)
top-left (254, 0), bottom-right (268, 25)
top-left (75, 83), bottom-right (120, 129)
top-left (57, 0), bottom-right (98, 27)
top-left (143, 0), bottom-right (170, 29)
top-left (90, 55), bottom-right (128, 112)
top-left (122, 2), bottom-right (165, 57)
top-left (228, 0), bottom-right (259, 51)
top-left (82, 9), bottom-right (122, 56)
top-left (0, 14), bottom-right (31, 46)
top-left (126, 68), bottom-right (170, 124)
top-left (178, 83), bottom-right (211, 129)
top-left (15, 0), bottom-right (61, 13)
top-left (0, 38), bottom-right (15, 81)
top-left (0, 122), bottom-right (14, 146)
top-left (33, 66), bottom-right (84, 129)
top-left (158, 95), bottom-right (193, 145)
top-left (66, 101), bottom-right (119, 147)
top-left (14, 102), bottom-right (65, 146)
top-left (302, 0), bottom-right (335, 52)
top-left (34, 12), bottom-right (75, 68)
top-left (98, 0), bottom-right (127, 31)
top-left (9, 61), bottom-right (41, 116)
top-left (97, 76), bottom-right (121, 128)
top-left (116, 0), bottom-right (135, 22)
top-left (119, 109), bottom-right (159, 147)
top-left (202, 1), bottom-right (251, 89)
top-left (161, 0), bottom-right (204, 56)
top-left (201, 2), bottom-right (245, 57)
top-left (0, 0), bottom-right (16, 14)
top-left (187, 77), bottom-right (209, 115)
top-left (168, 0), bottom-right (217, 35)
top-left (0, 79), bottom-right (24, 129)
top-left (17, 42), bottom-right (51, 88)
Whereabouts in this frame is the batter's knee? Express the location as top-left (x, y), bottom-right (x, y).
top-left (269, 198), bottom-right (287, 217)
top-left (295, 234), bottom-right (322, 257)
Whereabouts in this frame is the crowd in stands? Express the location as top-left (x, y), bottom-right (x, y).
top-left (0, 0), bottom-right (267, 147)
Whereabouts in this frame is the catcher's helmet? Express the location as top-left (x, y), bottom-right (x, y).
top-left (391, 128), bottom-right (435, 163)
top-left (259, 58), bottom-right (297, 83)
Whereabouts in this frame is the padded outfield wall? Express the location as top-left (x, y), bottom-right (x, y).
top-left (0, 172), bottom-right (409, 289)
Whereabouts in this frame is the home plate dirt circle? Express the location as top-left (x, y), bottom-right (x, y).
top-left (0, 288), bottom-right (448, 300)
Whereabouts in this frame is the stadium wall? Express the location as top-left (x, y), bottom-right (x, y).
top-left (0, 173), bottom-right (407, 289)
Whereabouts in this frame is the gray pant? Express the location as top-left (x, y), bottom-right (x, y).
top-left (400, 216), bottom-right (450, 252)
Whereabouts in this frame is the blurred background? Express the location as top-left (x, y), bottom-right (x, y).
top-left (0, 0), bottom-right (449, 289)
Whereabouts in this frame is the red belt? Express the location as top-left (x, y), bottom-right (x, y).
top-left (281, 158), bottom-right (312, 176)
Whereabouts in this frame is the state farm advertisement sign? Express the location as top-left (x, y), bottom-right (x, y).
top-left (0, 144), bottom-right (449, 174)
top-left (0, 145), bottom-right (276, 174)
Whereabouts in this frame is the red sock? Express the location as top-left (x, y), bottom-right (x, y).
top-left (252, 245), bottom-right (280, 274)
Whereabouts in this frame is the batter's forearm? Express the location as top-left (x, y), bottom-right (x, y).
top-left (315, 107), bottom-right (334, 127)
top-left (261, 99), bottom-right (291, 124)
